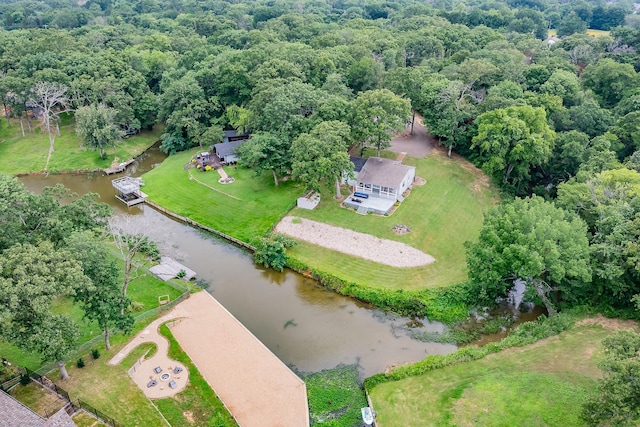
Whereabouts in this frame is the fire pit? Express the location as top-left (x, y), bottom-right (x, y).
top-left (160, 373), bottom-right (171, 381)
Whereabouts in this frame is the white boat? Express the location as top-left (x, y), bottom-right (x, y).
top-left (361, 406), bottom-right (374, 426)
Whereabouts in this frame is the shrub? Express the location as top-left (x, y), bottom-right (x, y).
top-left (19, 372), bottom-right (30, 386)
top-left (91, 349), bottom-right (100, 360)
top-left (176, 269), bottom-right (186, 279)
top-left (76, 358), bottom-right (85, 368)
top-left (253, 236), bottom-right (288, 271)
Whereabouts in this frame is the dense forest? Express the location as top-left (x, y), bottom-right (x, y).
top-left (1, 0), bottom-right (640, 321)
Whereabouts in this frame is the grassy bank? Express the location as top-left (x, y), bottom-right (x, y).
top-left (367, 314), bottom-right (623, 427)
top-left (141, 149), bottom-right (303, 242)
top-left (0, 115), bottom-right (162, 174)
top-left (288, 152), bottom-right (497, 290)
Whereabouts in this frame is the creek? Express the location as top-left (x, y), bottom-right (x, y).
top-left (19, 145), bottom-right (539, 377)
top-left (20, 145), bottom-right (455, 377)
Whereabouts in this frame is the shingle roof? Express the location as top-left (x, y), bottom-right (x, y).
top-left (357, 157), bottom-right (415, 189)
top-left (213, 139), bottom-right (244, 158)
top-left (0, 389), bottom-right (47, 426)
top-left (350, 156), bottom-right (368, 173)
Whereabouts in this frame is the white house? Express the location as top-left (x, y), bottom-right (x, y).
top-left (344, 157), bottom-right (416, 214)
top-left (354, 157), bottom-right (415, 201)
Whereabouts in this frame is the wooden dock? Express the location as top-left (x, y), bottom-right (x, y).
top-left (104, 158), bottom-right (135, 175)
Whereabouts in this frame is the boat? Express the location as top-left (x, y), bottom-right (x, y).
top-left (361, 406), bottom-right (374, 426)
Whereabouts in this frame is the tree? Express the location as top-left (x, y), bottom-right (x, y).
top-left (582, 329), bottom-right (640, 426)
top-left (0, 242), bottom-right (88, 380)
top-left (253, 234), bottom-right (296, 272)
top-left (109, 217), bottom-right (160, 300)
top-left (236, 132), bottom-right (290, 186)
top-left (471, 105), bottom-right (555, 193)
top-left (416, 75), bottom-right (476, 157)
top-left (350, 89), bottom-right (411, 157)
top-left (291, 121), bottom-right (353, 198)
top-left (582, 59), bottom-right (639, 108)
top-left (66, 231), bottom-right (133, 350)
top-left (557, 11), bottom-right (587, 37)
top-left (466, 196), bottom-right (591, 316)
top-left (29, 81), bottom-right (69, 169)
top-left (75, 104), bottom-right (124, 160)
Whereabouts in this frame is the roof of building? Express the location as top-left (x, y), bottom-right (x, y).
top-left (0, 389), bottom-right (76, 427)
top-left (213, 139), bottom-right (244, 158)
top-left (0, 390), bottom-right (46, 427)
top-left (350, 156), bottom-right (368, 173)
top-left (357, 157), bottom-right (415, 189)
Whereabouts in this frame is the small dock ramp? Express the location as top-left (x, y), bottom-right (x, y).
top-left (149, 257), bottom-right (196, 281)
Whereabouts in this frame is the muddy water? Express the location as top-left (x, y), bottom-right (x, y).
top-left (19, 146), bottom-right (456, 377)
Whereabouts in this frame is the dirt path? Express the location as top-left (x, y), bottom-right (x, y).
top-left (109, 311), bottom-right (190, 399)
top-left (388, 116), bottom-right (438, 158)
top-left (169, 291), bottom-right (309, 427)
top-left (276, 216), bottom-right (435, 267)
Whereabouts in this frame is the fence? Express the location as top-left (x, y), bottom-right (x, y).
top-left (0, 372), bottom-right (22, 391)
top-left (77, 398), bottom-right (124, 427)
top-left (24, 367), bottom-right (124, 427)
top-left (133, 288), bottom-right (190, 324)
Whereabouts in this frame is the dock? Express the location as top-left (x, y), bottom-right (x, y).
top-left (104, 159), bottom-right (135, 175)
top-left (112, 176), bottom-right (147, 207)
top-left (149, 257), bottom-right (197, 281)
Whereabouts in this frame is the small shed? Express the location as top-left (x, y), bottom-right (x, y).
top-left (297, 191), bottom-right (320, 210)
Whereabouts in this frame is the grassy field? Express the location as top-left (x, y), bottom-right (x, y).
top-left (141, 148), bottom-right (304, 243)
top-left (547, 29), bottom-right (610, 38)
top-left (287, 152), bottom-right (497, 290)
top-left (49, 323), bottom-right (169, 427)
top-left (369, 323), bottom-right (615, 427)
top-left (0, 114), bottom-right (162, 174)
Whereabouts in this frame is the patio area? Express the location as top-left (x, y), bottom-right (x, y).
top-left (343, 193), bottom-right (396, 215)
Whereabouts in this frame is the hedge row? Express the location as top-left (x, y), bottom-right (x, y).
top-left (286, 257), bottom-right (477, 324)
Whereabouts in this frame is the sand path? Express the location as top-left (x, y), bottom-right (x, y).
top-left (276, 216), bottom-right (435, 268)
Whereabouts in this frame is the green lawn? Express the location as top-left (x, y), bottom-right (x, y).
top-left (288, 153), bottom-right (497, 289)
top-left (369, 324), bottom-right (610, 427)
top-left (141, 149), bottom-right (304, 243)
top-left (50, 323), bottom-right (168, 427)
top-left (0, 114), bottom-right (162, 174)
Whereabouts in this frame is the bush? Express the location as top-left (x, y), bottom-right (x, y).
top-left (76, 358), bottom-right (85, 369)
top-left (91, 349), bottom-right (100, 360)
top-left (176, 269), bottom-right (186, 279)
top-left (19, 372), bottom-right (30, 386)
top-left (253, 236), bottom-right (288, 271)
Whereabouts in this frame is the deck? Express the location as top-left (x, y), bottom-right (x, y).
top-left (104, 159), bottom-right (135, 175)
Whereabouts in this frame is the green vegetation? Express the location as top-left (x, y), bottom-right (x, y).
top-left (50, 325), bottom-right (168, 427)
top-left (9, 382), bottom-right (67, 417)
top-left (142, 149), bottom-right (303, 243)
top-left (156, 324), bottom-right (237, 427)
top-left (369, 317), bottom-right (605, 427)
top-left (0, 115), bottom-right (162, 174)
top-left (304, 364), bottom-right (367, 427)
top-left (72, 412), bottom-right (107, 427)
top-left (289, 154), bottom-right (497, 290)
top-left (119, 342), bottom-right (157, 368)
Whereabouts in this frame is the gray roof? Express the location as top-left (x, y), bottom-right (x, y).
top-left (213, 139), bottom-right (244, 158)
top-left (0, 389), bottom-right (76, 427)
top-left (0, 390), bottom-right (45, 426)
top-left (357, 157), bottom-right (415, 189)
top-left (350, 156), bottom-right (367, 173)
